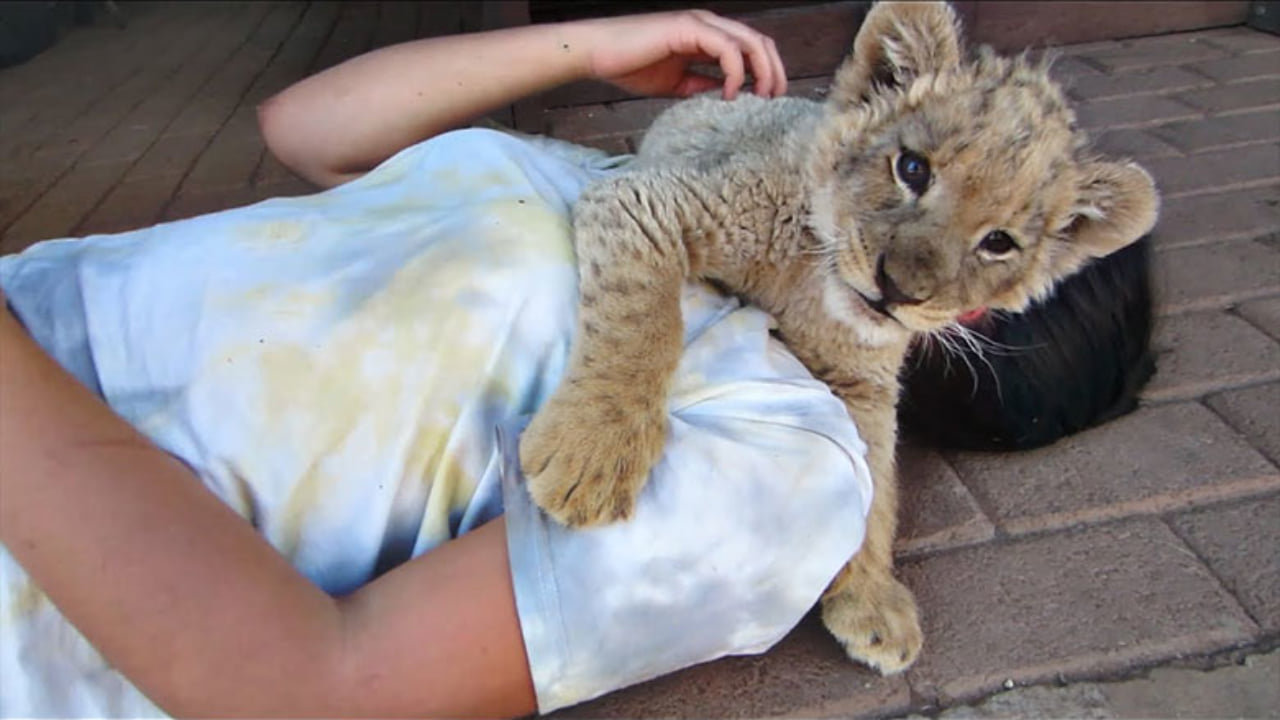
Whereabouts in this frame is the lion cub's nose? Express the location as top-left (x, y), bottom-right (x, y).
top-left (875, 255), bottom-right (926, 307)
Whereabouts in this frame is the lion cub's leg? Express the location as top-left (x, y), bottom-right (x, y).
top-left (519, 174), bottom-right (689, 527)
top-left (821, 397), bottom-right (923, 674)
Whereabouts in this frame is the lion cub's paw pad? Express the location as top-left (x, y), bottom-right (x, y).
top-left (822, 577), bottom-right (923, 675)
top-left (519, 392), bottom-right (667, 528)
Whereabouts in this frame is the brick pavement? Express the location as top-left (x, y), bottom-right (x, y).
top-left (0, 4), bottom-right (1277, 718)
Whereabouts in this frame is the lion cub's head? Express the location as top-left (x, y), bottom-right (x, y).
top-left (805, 1), bottom-right (1158, 342)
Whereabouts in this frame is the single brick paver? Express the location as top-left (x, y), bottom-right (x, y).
top-left (1063, 65), bottom-right (1213, 102)
top-left (1149, 109), bottom-right (1280, 154)
top-left (948, 402), bottom-right (1280, 535)
top-left (1238, 295), bottom-right (1280, 340)
top-left (900, 519), bottom-right (1258, 705)
top-left (556, 615), bottom-right (912, 719)
top-left (1071, 33), bottom-right (1232, 72)
top-left (1191, 48), bottom-right (1280, 82)
top-left (1206, 382), bottom-right (1280, 465)
top-left (1152, 238), bottom-right (1280, 314)
top-left (1, 9), bottom-right (1278, 719)
top-left (1150, 184), bottom-right (1280, 248)
top-left (1174, 76), bottom-right (1280, 116)
top-left (896, 444), bottom-right (996, 558)
top-left (1140, 143), bottom-right (1280, 198)
top-left (1144, 311), bottom-right (1280, 402)
top-left (1088, 128), bottom-right (1182, 161)
top-left (1169, 493), bottom-right (1280, 633)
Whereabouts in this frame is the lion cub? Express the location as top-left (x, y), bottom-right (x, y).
top-left (519, 0), bottom-right (1158, 673)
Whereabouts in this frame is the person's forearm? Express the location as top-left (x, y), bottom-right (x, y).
top-left (259, 21), bottom-right (594, 187)
top-left (0, 301), bottom-right (535, 717)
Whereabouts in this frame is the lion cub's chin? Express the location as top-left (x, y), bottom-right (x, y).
top-left (821, 274), bottom-right (912, 347)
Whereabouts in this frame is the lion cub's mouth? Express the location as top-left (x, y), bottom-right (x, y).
top-left (856, 290), bottom-right (897, 320)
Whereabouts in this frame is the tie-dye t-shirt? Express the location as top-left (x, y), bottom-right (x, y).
top-left (0, 129), bottom-right (872, 716)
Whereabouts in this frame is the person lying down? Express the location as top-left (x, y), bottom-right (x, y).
top-left (0, 125), bottom-right (871, 715)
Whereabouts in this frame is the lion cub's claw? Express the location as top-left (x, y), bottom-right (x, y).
top-left (519, 386), bottom-right (666, 528)
top-left (822, 576), bottom-right (923, 675)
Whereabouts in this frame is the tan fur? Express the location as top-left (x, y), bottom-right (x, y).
top-left (519, 0), bottom-right (1159, 674)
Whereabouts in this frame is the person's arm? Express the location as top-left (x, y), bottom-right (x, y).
top-left (0, 295), bottom-right (535, 718)
top-left (258, 10), bottom-right (787, 187)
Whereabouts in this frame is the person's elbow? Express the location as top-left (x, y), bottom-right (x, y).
top-left (257, 95), bottom-right (353, 190)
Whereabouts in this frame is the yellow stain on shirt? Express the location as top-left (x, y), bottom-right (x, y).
top-left (204, 198), bottom-right (574, 554)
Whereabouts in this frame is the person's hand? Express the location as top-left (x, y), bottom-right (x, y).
top-left (577, 10), bottom-right (787, 100)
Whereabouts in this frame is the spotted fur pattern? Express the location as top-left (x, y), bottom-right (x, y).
top-left (519, 0), bottom-right (1159, 673)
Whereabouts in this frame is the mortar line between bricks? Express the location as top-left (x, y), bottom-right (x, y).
top-left (940, 452), bottom-right (1012, 545)
top-left (67, 7), bottom-right (257, 236)
top-left (0, 4), bottom-right (241, 238)
top-left (1138, 375), bottom-right (1280, 411)
top-left (1157, 287), bottom-right (1280, 317)
top-left (1155, 227), bottom-right (1280, 252)
top-left (157, 4), bottom-right (305, 221)
top-left (1228, 303), bottom-right (1280, 358)
top-left (1163, 176), bottom-right (1280, 201)
top-left (1157, 504), bottom-right (1272, 634)
top-left (1196, 394), bottom-right (1280, 468)
top-left (996, 476), bottom-right (1280, 538)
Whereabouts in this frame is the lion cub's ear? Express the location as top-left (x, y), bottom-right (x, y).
top-left (829, 1), bottom-right (963, 108)
top-left (1063, 162), bottom-right (1159, 260)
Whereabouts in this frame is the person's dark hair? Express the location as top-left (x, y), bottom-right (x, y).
top-left (899, 235), bottom-right (1155, 451)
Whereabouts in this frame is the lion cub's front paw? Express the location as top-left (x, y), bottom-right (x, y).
top-left (822, 576), bottom-right (923, 675)
top-left (519, 383), bottom-right (667, 527)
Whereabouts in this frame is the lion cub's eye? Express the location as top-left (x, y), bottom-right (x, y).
top-left (978, 230), bottom-right (1019, 257)
top-left (894, 150), bottom-right (932, 195)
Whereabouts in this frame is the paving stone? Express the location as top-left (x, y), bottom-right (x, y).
top-left (1141, 143), bottom-right (1280, 198)
top-left (371, 0), bottom-right (419, 50)
top-left (1206, 382), bottom-right (1280, 466)
top-left (252, 177), bottom-right (320, 204)
top-left (252, 152), bottom-right (306, 188)
top-left (1152, 238), bottom-right (1280, 314)
top-left (162, 186), bottom-right (260, 223)
top-left (126, 133), bottom-right (214, 183)
top-left (900, 519), bottom-right (1258, 705)
top-left (545, 97), bottom-right (679, 144)
top-left (241, 1), bottom-right (341, 108)
top-left (309, 1), bottom-right (379, 73)
top-left (1150, 184), bottom-right (1280, 248)
top-left (1174, 77), bottom-right (1280, 117)
top-left (1143, 311), bottom-right (1280, 402)
top-left (909, 648), bottom-right (1280, 719)
top-left (75, 175), bottom-right (181, 237)
top-left (1, 161), bottom-right (131, 253)
top-left (1073, 35), bottom-right (1232, 73)
top-left (1196, 26), bottom-right (1280, 55)
top-left (1149, 109), bottom-right (1280, 154)
top-left (1169, 494), bottom-right (1280, 633)
top-left (1087, 128), bottom-right (1182, 161)
top-left (949, 402), bottom-right (1279, 535)
top-left (554, 613), bottom-right (911, 719)
top-left (0, 151), bottom-right (78, 233)
top-left (1074, 94), bottom-right (1201, 131)
top-left (1191, 49), bottom-right (1280, 83)
top-left (896, 444), bottom-right (996, 559)
top-left (1063, 65), bottom-right (1213, 102)
top-left (1238, 296), bottom-right (1280, 340)
top-left (179, 109), bottom-right (266, 193)
top-left (1103, 648), bottom-right (1280, 719)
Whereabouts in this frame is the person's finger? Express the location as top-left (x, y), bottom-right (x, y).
top-left (680, 19), bottom-right (747, 100)
top-left (766, 35), bottom-right (788, 96)
top-left (674, 73), bottom-right (722, 98)
top-left (689, 11), bottom-right (775, 97)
